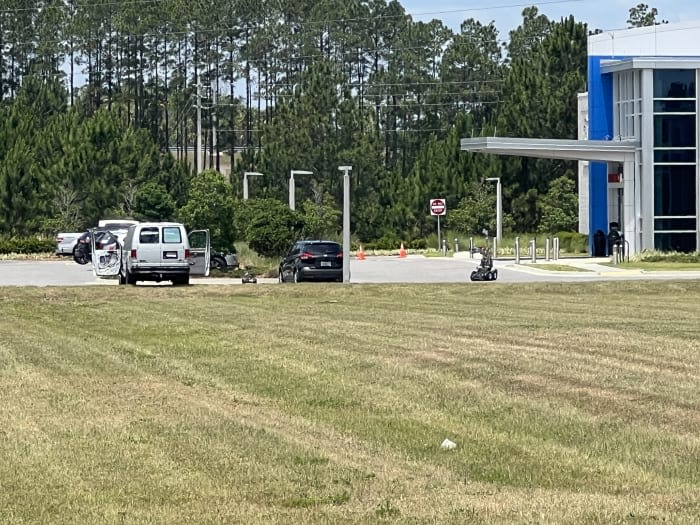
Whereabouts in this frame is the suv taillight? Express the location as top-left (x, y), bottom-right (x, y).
top-left (130, 249), bottom-right (137, 259)
top-left (56, 236), bottom-right (63, 242)
top-left (300, 251), bottom-right (313, 260)
top-left (185, 248), bottom-right (190, 259)
top-left (336, 252), bottom-right (343, 258)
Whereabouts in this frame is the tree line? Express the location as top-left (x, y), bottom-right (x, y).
top-left (0, 1), bottom-right (662, 247)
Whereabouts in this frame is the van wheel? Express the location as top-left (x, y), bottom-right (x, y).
top-left (118, 271), bottom-right (126, 285)
top-left (126, 269), bottom-right (137, 285)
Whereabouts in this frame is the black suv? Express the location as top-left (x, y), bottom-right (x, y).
top-left (279, 240), bottom-right (343, 283)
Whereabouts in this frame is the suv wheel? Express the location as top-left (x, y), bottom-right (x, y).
top-left (278, 269), bottom-right (284, 283)
top-left (211, 256), bottom-right (226, 271)
top-left (293, 270), bottom-right (301, 283)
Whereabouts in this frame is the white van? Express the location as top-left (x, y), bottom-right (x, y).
top-left (91, 222), bottom-right (210, 285)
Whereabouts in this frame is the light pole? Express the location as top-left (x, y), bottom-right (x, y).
top-left (243, 171), bottom-right (263, 200)
top-left (486, 177), bottom-right (502, 245)
top-left (339, 166), bottom-right (352, 283)
top-left (289, 170), bottom-right (313, 210)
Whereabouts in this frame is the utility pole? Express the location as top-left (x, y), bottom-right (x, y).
top-left (196, 83), bottom-right (202, 174)
top-left (339, 166), bottom-right (352, 283)
top-left (213, 87), bottom-right (219, 173)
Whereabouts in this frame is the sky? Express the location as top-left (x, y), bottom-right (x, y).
top-left (399, 0), bottom-right (700, 39)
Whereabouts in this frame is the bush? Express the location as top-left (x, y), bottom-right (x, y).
top-left (0, 236), bottom-right (55, 254)
top-left (363, 233), bottom-right (402, 251)
top-left (408, 238), bottom-right (428, 250)
top-left (634, 251), bottom-right (700, 263)
top-left (553, 231), bottom-right (588, 253)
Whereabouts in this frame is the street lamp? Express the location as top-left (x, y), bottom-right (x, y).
top-left (289, 169), bottom-right (313, 211)
top-left (485, 177), bottom-right (502, 245)
top-left (243, 171), bottom-right (263, 200)
top-left (339, 166), bottom-right (352, 283)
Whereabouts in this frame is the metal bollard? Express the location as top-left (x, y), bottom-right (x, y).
top-left (530, 239), bottom-right (536, 263)
top-left (553, 237), bottom-right (559, 260)
top-left (469, 237), bottom-right (474, 259)
top-left (515, 237), bottom-right (520, 264)
top-left (545, 237), bottom-right (551, 261)
top-left (442, 238), bottom-right (447, 256)
top-left (612, 244), bottom-right (619, 265)
top-left (454, 238), bottom-right (459, 254)
top-left (492, 237), bottom-right (497, 259)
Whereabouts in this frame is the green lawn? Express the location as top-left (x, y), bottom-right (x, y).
top-left (614, 261), bottom-right (700, 271)
top-left (523, 264), bottom-right (593, 272)
top-left (1, 282), bottom-right (700, 524)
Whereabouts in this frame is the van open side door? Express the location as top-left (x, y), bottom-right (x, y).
top-left (90, 228), bottom-right (122, 277)
top-left (188, 229), bottom-right (211, 277)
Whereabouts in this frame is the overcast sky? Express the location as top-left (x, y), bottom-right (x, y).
top-left (400, 0), bottom-right (700, 40)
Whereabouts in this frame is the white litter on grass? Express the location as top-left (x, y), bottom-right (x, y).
top-left (440, 438), bottom-right (457, 450)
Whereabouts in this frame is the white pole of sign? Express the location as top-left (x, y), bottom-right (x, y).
top-left (437, 214), bottom-right (441, 250)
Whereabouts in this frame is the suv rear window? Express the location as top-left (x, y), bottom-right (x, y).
top-left (163, 227), bottom-right (182, 243)
top-left (306, 243), bottom-right (341, 255)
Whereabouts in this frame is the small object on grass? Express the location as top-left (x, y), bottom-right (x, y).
top-left (241, 271), bottom-right (257, 284)
top-left (440, 438), bottom-right (457, 450)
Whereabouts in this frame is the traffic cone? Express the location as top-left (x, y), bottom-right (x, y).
top-left (358, 245), bottom-right (366, 260)
top-left (399, 242), bottom-right (407, 258)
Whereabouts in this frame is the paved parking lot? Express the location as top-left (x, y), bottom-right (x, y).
top-left (1, 254), bottom-right (699, 286)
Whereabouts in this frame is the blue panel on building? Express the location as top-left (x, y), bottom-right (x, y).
top-left (587, 55), bottom-right (630, 253)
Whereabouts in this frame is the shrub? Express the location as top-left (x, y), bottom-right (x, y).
top-left (634, 250), bottom-right (700, 263)
top-left (553, 231), bottom-right (588, 253)
top-left (0, 236), bottom-right (55, 254)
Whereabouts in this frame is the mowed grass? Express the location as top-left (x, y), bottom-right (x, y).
top-left (1, 281), bottom-right (699, 524)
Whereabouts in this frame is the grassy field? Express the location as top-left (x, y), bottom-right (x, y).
top-left (1, 281), bottom-right (699, 524)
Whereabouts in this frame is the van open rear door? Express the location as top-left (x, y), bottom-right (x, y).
top-left (188, 229), bottom-right (211, 277)
top-left (90, 229), bottom-right (122, 277)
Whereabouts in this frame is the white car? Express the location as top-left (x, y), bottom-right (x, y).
top-left (55, 233), bottom-right (80, 256)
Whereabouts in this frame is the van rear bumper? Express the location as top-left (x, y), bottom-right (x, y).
top-left (131, 264), bottom-right (189, 273)
top-left (129, 264), bottom-right (189, 280)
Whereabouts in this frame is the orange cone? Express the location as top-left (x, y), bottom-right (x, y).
top-left (358, 245), bottom-right (366, 260)
top-left (399, 242), bottom-right (407, 258)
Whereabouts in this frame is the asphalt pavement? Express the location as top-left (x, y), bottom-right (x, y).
top-left (2, 254), bottom-right (698, 287)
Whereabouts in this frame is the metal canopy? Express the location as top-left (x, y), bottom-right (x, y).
top-left (460, 137), bottom-right (638, 163)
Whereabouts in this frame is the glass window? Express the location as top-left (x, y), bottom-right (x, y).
top-left (653, 99), bottom-right (696, 113)
top-left (654, 70), bottom-right (696, 98)
top-left (654, 149), bottom-right (696, 163)
top-left (162, 227), bottom-right (182, 243)
top-left (654, 232), bottom-right (697, 252)
top-left (654, 165), bottom-right (697, 216)
top-left (306, 243), bottom-right (341, 255)
top-left (654, 218), bottom-right (697, 230)
top-left (654, 115), bottom-right (696, 147)
top-left (139, 227), bottom-right (159, 244)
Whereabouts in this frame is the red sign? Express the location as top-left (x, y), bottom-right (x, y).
top-left (430, 198), bottom-right (446, 216)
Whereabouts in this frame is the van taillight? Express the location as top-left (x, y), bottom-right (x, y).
top-left (130, 249), bottom-right (137, 259)
top-left (185, 249), bottom-right (190, 259)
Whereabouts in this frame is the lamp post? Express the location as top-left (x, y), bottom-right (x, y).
top-left (485, 177), bottom-right (502, 245)
top-left (243, 171), bottom-right (263, 200)
top-left (339, 166), bottom-right (352, 283)
top-left (289, 170), bottom-right (313, 210)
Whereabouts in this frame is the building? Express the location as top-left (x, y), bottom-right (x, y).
top-left (461, 21), bottom-right (700, 255)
